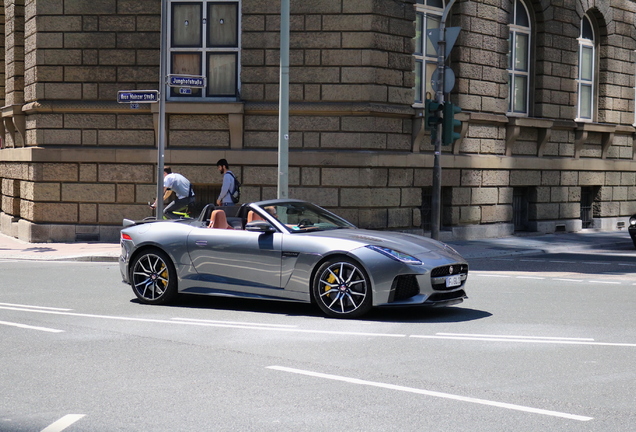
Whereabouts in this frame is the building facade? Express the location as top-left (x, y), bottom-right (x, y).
top-left (0, 0), bottom-right (635, 242)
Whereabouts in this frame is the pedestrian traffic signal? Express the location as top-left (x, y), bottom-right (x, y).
top-left (425, 99), bottom-right (443, 132)
top-left (442, 102), bottom-right (462, 146)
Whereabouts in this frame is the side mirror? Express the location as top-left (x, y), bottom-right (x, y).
top-left (245, 221), bottom-right (276, 233)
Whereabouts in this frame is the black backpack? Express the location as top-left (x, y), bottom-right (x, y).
top-left (228, 172), bottom-right (241, 203)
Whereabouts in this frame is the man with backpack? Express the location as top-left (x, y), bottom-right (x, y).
top-left (216, 159), bottom-right (240, 206)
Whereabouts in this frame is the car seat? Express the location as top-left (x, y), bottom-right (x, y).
top-left (208, 210), bottom-right (233, 229)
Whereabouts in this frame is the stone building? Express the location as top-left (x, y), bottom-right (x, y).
top-left (0, 0), bottom-right (635, 242)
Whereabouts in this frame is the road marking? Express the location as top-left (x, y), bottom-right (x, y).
top-left (40, 414), bottom-right (85, 432)
top-left (550, 260), bottom-right (576, 263)
top-left (0, 305), bottom-right (406, 338)
top-left (0, 302), bottom-right (72, 311)
top-left (583, 261), bottom-right (611, 265)
top-left (437, 333), bottom-right (594, 341)
top-left (474, 274), bottom-right (511, 278)
top-left (0, 320), bottom-right (63, 333)
top-left (554, 278), bottom-right (584, 282)
top-left (588, 280), bottom-right (621, 285)
top-left (267, 366), bottom-right (593, 422)
top-left (410, 334), bottom-right (636, 347)
top-left (172, 317), bottom-right (297, 328)
top-left (515, 276), bottom-right (544, 279)
top-left (4, 304), bottom-right (636, 347)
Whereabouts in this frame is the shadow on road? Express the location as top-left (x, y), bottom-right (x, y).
top-left (133, 295), bottom-right (490, 323)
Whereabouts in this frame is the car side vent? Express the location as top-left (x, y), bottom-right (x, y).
top-left (389, 275), bottom-right (420, 302)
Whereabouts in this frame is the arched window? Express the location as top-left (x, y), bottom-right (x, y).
top-left (507, 0), bottom-right (531, 115)
top-left (577, 14), bottom-right (595, 121)
top-left (413, 0), bottom-right (445, 104)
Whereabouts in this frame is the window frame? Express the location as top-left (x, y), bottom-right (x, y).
top-left (507, 0), bottom-right (531, 116)
top-left (576, 14), bottom-right (596, 122)
top-left (413, 0), bottom-right (445, 106)
top-left (168, 0), bottom-right (241, 102)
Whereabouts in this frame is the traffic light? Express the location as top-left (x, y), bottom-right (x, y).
top-left (424, 99), bottom-right (443, 133)
top-left (442, 102), bottom-right (462, 146)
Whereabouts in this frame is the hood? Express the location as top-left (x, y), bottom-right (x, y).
top-left (305, 228), bottom-right (464, 261)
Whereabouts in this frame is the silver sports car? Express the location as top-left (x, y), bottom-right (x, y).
top-left (120, 199), bottom-right (468, 318)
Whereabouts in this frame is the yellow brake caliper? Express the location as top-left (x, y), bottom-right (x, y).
top-left (324, 269), bottom-right (338, 298)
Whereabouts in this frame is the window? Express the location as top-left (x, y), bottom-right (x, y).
top-left (413, 0), bottom-right (444, 105)
top-left (507, 0), bottom-right (531, 115)
top-left (169, 0), bottom-right (240, 100)
top-left (577, 15), bottom-right (595, 121)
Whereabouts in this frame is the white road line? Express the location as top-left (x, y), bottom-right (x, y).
top-left (0, 320), bottom-right (63, 333)
top-left (0, 305), bottom-right (405, 338)
top-left (583, 262), bottom-right (611, 265)
top-left (550, 261), bottom-right (576, 263)
top-left (172, 317), bottom-right (297, 328)
top-left (437, 333), bottom-right (594, 341)
top-left (554, 278), bottom-right (584, 282)
top-left (618, 263), bottom-right (636, 266)
top-left (410, 334), bottom-right (636, 347)
top-left (588, 280), bottom-right (621, 285)
top-left (40, 414), bottom-right (85, 432)
top-left (515, 276), bottom-right (545, 279)
top-left (0, 302), bottom-right (72, 311)
top-left (267, 366), bottom-right (593, 422)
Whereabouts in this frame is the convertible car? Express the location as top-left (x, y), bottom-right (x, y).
top-left (120, 199), bottom-right (469, 318)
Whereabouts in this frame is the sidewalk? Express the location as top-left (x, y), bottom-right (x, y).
top-left (0, 229), bottom-right (633, 263)
top-left (0, 233), bottom-right (121, 262)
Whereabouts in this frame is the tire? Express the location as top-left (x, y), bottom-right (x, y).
top-left (130, 249), bottom-right (178, 305)
top-left (312, 257), bottom-right (372, 319)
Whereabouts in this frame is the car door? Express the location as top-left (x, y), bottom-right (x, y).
top-left (186, 226), bottom-right (283, 297)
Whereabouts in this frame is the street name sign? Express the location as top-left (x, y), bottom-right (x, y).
top-left (167, 74), bottom-right (206, 88)
top-left (117, 90), bottom-right (159, 103)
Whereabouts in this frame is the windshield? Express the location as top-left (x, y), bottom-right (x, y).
top-left (253, 201), bottom-right (355, 233)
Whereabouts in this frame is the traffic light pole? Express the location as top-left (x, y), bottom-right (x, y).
top-left (431, 0), bottom-right (456, 240)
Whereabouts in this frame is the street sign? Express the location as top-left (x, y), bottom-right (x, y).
top-left (167, 74), bottom-right (206, 88)
top-left (179, 88), bottom-right (192, 95)
top-left (431, 67), bottom-right (456, 94)
top-left (117, 90), bottom-right (159, 103)
top-left (426, 27), bottom-right (461, 59)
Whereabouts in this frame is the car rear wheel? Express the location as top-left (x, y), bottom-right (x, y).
top-left (130, 249), bottom-right (177, 305)
top-left (312, 258), bottom-right (372, 319)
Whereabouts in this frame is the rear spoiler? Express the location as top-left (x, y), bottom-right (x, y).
top-left (122, 218), bottom-right (161, 228)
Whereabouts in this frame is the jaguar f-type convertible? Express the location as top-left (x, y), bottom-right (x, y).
top-left (120, 199), bottom-right (468, 318)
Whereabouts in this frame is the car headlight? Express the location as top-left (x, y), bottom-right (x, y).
top-left (630, 216), bottom-right (636, 226)
top-left (366, 245), bottom-right (422, 265)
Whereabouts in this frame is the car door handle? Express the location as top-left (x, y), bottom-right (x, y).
top-left (195, 240), bottom-right (207, 246)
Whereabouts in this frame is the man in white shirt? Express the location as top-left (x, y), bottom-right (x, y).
top-left (151, 166), bottom-right (195, 219)
top-left (216, 159), bottom-right (236, 206)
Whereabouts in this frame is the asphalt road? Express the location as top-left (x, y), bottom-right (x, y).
top-left (0, 252), bottom-right (635, 432)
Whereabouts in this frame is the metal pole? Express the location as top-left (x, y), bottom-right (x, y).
top-left (156, 0), bottom-right (168, 217)
top-left (431, 0), bottom-right (456, 240)
top-left (277, 0), bottom-right (290, 199)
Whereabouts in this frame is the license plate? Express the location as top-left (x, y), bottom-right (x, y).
top-left (446, 275), bottom-right (462, 288)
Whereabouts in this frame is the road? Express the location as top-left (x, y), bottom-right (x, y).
top-left (0, 248), bottom-right (635, 431)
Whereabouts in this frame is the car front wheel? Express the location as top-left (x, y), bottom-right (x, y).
top-left (130, 249), bottom-right (178, 305)
top-left (312, 258), bottom-right (372, 319)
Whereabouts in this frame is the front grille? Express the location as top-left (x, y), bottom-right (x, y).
top-left (431, 264), bottom-right (468, 277)
top-left (389, 275), bottom-right (420, 302)
top-left (431, 264), bottom-right (468, 291)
